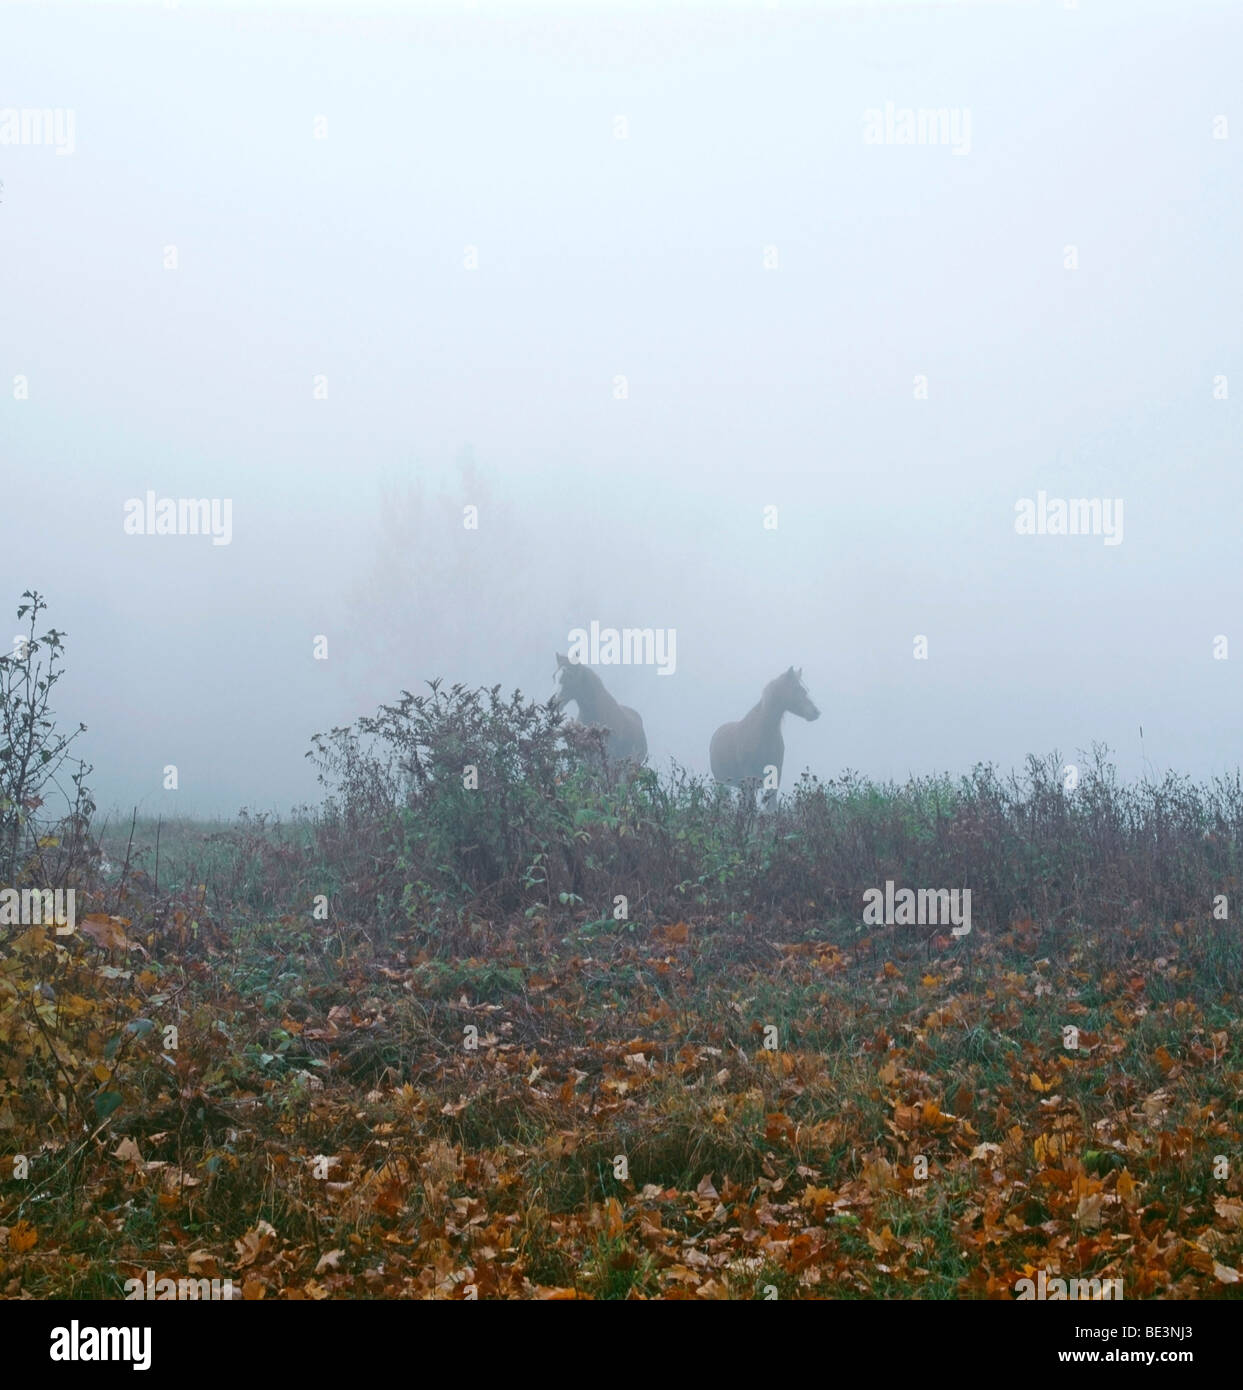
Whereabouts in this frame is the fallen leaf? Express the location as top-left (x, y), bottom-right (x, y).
top-left (235, 1219), bottom-right (277, 1269)
top-left (79, 914), bottom-right (132, 951)
top-left (10, 1220), bottom-right (37, 1254)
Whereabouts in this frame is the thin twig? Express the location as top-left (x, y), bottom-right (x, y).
top-left (112, 806), bottom-right (139, 914)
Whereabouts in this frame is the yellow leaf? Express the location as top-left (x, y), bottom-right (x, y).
top-left (1034, 1133), bottom-right (1060, 1164)
top-left (10, 1219), bottom-right (38, 1253)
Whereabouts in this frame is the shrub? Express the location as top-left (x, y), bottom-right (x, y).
top-left (307, 682), bottom-right (1240, 939)
top-left (0, 591), bottom-right (93, 885)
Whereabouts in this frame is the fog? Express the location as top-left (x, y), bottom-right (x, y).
top-left (5, 0), bottom-right (1241, 817)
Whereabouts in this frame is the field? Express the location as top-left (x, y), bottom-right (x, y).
top-left (2, 682), bottom-right (1242, 1299)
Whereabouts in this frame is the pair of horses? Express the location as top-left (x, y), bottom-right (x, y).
top-left (553, 653), bottom-right (820, 800)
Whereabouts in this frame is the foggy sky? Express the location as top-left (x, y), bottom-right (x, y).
top-left (4, 0), bottom-right (1241, 817)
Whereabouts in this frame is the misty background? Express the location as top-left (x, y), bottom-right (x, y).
top-left (3, 0), bottom-right (1240, 817)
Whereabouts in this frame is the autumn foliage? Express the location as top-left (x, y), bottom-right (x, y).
top-left (1, 671), bottom-right (1242, 1298)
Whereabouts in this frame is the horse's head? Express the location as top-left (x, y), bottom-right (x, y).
top-left (554, 651), bottom-right (592, 708)
top-left (780, 666), bottom-right (820, 721)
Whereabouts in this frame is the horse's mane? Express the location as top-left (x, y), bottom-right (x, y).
top-left (763, 669), bottom-right (801, 701)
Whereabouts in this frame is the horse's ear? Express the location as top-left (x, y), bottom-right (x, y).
top-left (556, 652), bottom-right (568, 667)
top-left (787, 665), bottom-right (795, 676)
top-left (797, 667), bottom-right (803, 678)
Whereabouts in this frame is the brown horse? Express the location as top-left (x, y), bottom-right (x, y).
top-left (710, 667), bottom-right (819, 803)
top-left (554, 653), bottom-right (648, 763)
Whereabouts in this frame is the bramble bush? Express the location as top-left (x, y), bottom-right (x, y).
top-left (306, 681), bottom-right (751, 926)
top-left (304, 682), bottom-right (1241, 940)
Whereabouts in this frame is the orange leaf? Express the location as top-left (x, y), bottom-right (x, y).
top-left (79, 914), bottom-right (132, 951)
top-left (10, 1220), bottom-right (37, 1253)
top-left (765, 1112), bottom-right (796, 1144)
top-left (603, 1197), bottom-right (624, 1240)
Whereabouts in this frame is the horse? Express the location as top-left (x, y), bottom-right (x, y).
top-left (553, 653), bottom-right (648, 764)
top-left (709, 666), bottom-right (820, 805)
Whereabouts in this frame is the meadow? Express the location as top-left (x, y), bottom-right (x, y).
top-left (2, 674), bottom-right (1242, 1298)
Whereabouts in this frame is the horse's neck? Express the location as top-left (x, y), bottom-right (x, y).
top-left (578, 679), bottom-right (622, 724)
top-left (747, 689), bottom-right (785, 733)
